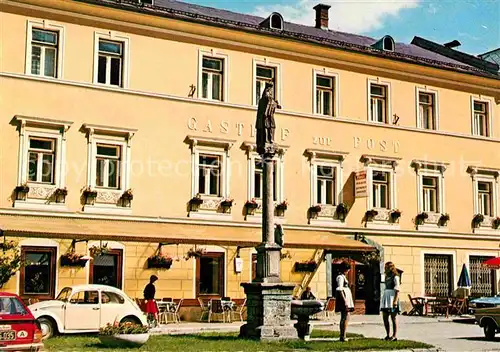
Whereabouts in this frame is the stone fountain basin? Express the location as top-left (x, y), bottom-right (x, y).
top-left (291, 299), bottom-right (324, 316)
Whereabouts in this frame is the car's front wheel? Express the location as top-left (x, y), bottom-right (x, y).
top-left (38, 317), bottom-right (56, 340)
top-left (484, 320), bottom-right (497, 341)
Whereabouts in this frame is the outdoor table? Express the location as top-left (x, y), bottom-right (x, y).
top-left (157, 301), bottom-right (177, 313)
top-left (415, 296), bottom-right (436, 315)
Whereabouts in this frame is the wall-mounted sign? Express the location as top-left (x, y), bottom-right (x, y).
top-left (355, 170), bottom-right (368, 198)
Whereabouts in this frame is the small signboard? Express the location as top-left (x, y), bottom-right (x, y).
top-left (355, 171), bottom-right (368, 198)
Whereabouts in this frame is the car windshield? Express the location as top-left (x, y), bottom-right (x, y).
top-left (56, 287), bottom-right (72, 302)
top-left (0, 297), bottom-right (26, 315)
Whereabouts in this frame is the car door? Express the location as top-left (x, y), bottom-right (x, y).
top-left (99, 291), bottom-right (126, 326)
top-left (64, 290), bottom-right (100, 331)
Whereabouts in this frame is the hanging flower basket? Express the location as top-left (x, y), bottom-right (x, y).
top-left (60, 252), bottom-right (89, 267)
top-left (365, 209), bottom-right (378, 221)
top-left (294, 261), bottom-right (317, 272)
top-left (147, 254), bottom-right (173, 269)
top-left (493, 217), bottom-right (500, 229)
top-left (390, 209), bottom-right (402, 223)
top-left (184, 247), bottom-right (206, 260)
top-left (415, 212), bottom-right (429, 225)
top-left (472, 213), bottom-right (485, 228)
top-left (90, 243), bottom-right (109, 257)
top-left (189, 194), bottom-right (204, 212)
top-left (439, 213), bottom-right (450, 226)
top-left (220, 198), bottom-right (234, 213)
top-left (244, 199), bottom-right (259, 215)
top-left (54, 187), bottom-right (68, 203)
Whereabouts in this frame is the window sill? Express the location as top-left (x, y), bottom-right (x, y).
top-left (83, 204), bottom-right (132, 215)
top-left (365, 221), bottom-right (400, 230)
top-left (417, 223), bottom-right (448, 232)
top-left (309, 218), bottom-right (346, 227)
top-left (188, 211), bottom-right (232, 221)
top-left (245, 214), bottom-right (286, 224)
top-left (13, 200), bottom-right (68, 212)
top-left (473, 227), bottom-right (499, 235)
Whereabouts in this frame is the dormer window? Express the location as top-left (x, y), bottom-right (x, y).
top-left (140, 0), bottom-right (153, 4)
top-left (259, 12), bottom-right (284, 31)
top-left (371, 35), bottom-right (395, 52)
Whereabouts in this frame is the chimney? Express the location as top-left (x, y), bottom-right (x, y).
top-left (313, 4), bottom-right (331, 30)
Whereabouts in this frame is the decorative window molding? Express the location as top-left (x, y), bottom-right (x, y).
top-left (305, 149), bottom-right (347, 226)
top-left (313, 69), bottom-right (339, 117)
top-left (471, 95), bottom-right (493, 137)
top-left (185, 136), bottom-right (235, 220)
top-left (93, 31), bottom-right (130, 88)
top-left (82, 124), bottom-right (136, 215)
top-left (412, 159), bottom-right (448, 230)
top-left (242, 142), bottom-right (287, 222)
top-left (367, 78), bottom-right (392, 124)
top-left (362, 155), bottom-right (400, 228)
top-left (25, 19), bottom-right (65, 79)
top-left (198, 49), bottom-right (229, 102)
top-left (467, 166), bottom-right (500, 233)
top-left (416, 86), bottom-right (439, 130)
top-left (252, 58), bottom-right (281, 106)
top-left (13, 116), bottom-right (72, 210)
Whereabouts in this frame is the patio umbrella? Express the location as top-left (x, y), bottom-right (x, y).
top-left (457, 263), bottom-right (471, 288)
top-left (483, 257), bottom-right (500, 269)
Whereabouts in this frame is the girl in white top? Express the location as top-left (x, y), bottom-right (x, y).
top-left (335, 261), bottom-right (354, 342)
top-left (381, 261), bottom-right (401, 341)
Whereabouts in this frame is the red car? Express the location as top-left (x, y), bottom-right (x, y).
top-left (0, 293), bottom-right (44, 351)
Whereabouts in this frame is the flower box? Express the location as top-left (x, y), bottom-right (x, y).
top-left (147, 256), bottom-right (173, 269)
top-left (439, 213), bottom-right (450, 226)
top-left (244, 200), bottom-right (259, 215)
top-left (120, 189), bottom-right (133, 207)
top-left (472, 213), bottom-right (485, 228)
top-left (493, 217), bottom-right (500, 229)
top-left (415, 212), bottom-right (429, 225)
top-left (335, 203), bottom-right (349, 221)
top-left (390, 209), bottom-right (402, 222)
top-left (220, 199), bottom-right (233, 213)
top-left (294, 262), bottom-right (317, 272)
top-left (365, 209), bottom-right (378, 221)
top-left (185, 247), bottom-right (206, 260)
top-left (15, 185), bottom-right (29, 201)
top-left (189, 195), bottom-right (204, 211)
top-left (99, 323), bottom-right (149, 348)
top-left (276, 200), bottom-right (289, 217)
top-left (60, 253), bottom-right (89, 267)
top-left (83, 188), bottom-right (98, 205)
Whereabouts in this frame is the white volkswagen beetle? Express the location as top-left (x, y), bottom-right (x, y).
top-left (28, 284), bottom-right (147, 339)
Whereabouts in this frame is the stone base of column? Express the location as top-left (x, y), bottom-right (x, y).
top-left (240, 282), bottom-right (298, 341)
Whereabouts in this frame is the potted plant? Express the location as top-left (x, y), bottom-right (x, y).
top-left (280, 251), bottom-right (292, 261)
top-left (390, 209), bottom-right (402, 223)
top-left (99, 322), bottom-right (150, 347)
top-left (415, 212), bottom-right (429, 225)
top-left (120, 189), bottom-right (133, 207)
top-left (189, 194), bottom-right (204, 212)
top-left (184, 246), bottom-right (206, 260)
top-left (89, 243), bottom-right (109, 257)
top-left (147, 253), bottom-right (173, 269)
top-left (439, 213), bottom-right (450, 226)
top-left (472, 213), bottom-right (485, 228)
top-left (15, 182), bottom-right (29, 201)
top-left (60, 251), bottom-right (90, 267)
top-left (361, 251), bottom-right (381, 265)
top-left (276, 200), bottom-right (288, 217)
top-left (83, 186), bottom-right (98, 205)
top-left (365, 209), bottom-right (378, 221)
top-left (309, 205), bottom-right (322, 219)
top-left (220, 198), bottom-right (234, 214)
top-left (493, 217), bottom-right (500, 230)
top-left (54, 187), bottom-right (68, 203)
top-left (0, 240), bottom-right (22, 289)
top-left (335, 203), bottom-right (349, 221)
top-left (244, 198), bottom-right (259, 215)
top-left (294, 260), bottom-right (317, 272)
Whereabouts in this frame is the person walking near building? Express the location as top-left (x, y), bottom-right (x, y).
top-left (381, 262), bottom-right (400, 341)
top-left (335, 261), bottom-right (354, 342)
top-left (144, 275), bottom-right (159, 327)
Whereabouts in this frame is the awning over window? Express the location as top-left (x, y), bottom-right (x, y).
top-left (0, 213), bottom-right (373, 251)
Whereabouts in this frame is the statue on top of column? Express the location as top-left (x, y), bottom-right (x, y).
top-left (256, 82), bottom-right (281, 154)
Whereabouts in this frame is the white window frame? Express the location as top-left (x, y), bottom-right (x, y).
top-left (471, 96), bottom-right (493, 137)
top-left (197, 153), bottom-right (223, 197)
top-left (412, 161), bottom-right (447, 216)
top-left (25, 20), bottom-right (65, 79)
top-left (362, 156), bottom-right (398, 212)
top-left (93, 31), bottom-right (130, 88)
top-left (95, 144), bottom-right (122, 189)
top-left (197, 50), bottom-right (229, 102)
top-left (416, 86), bottom-right (439, 130)
top-left (313, 69), bottom-right (339, 117)
top-left (27, 136), bottom-right (56, 184)
top-left (367, 78), bottom-right (391, 124)
top-left (467, 167), bottom-right (499, 219)
top-left (252, 58), bottom-right (281, 107)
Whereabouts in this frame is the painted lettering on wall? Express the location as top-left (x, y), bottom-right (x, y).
top-left (353, 137), bottom-right (400, 153)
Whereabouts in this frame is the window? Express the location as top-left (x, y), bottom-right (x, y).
top-left (0, 298), bottom-right (27, 316)
top-left (89, 249), bottom-right (123, 289)
top-left (20, 246), bottom-right (56, 300)
top-left (478, 181), bottom-right (493, 216)
top-left (97, 40), bottom-right (123, 86)
top-left (254, 159), bottom-right (277, 201)
top-left (95, 144), bottom-right (121, 189)
top-left (370, 84), bottom-right (387, 123)
top-left (383, 36), bottom-right (394, 52)
top-left (69, 290), bottom-right (99, 305)
top-left (101, 291), bottom-right (125, 304)
top-left (372, 171), bottom-right (389, 209)
top-left (316, 75), bottom-right (334, 116)
top-left (255, 65), bottom-right (276, 105)
top-left (317, 165), bottom-right (335, 205)
top-left (198, 154), bottom-right (221, 196)
top-left (418, 92), bottom-right (436, 130)
top-left (422, 176), bottom-right (439, 212)
top-left (202, 57), bottom-right (224, 101)
top-left (196, 252), bottom-right (225, 298)
top-left (424, 254), bottom-right (452, 297)
top-left (30, 29), bottom-right (58, 78)
top-left (470, 256), bottom-right (496, 297)
top-left (28, 137), bottom-right (55, 184)
top-left (473, 101), bottom-right (489, 137)
top-left (270, 13), bottom-right (284, 30)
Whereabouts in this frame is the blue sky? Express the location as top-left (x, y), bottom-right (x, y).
top-left (186, 0), bottom-right (499, 55)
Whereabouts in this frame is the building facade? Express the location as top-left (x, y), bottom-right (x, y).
top-left (1, 0), bottom-right (500, 317)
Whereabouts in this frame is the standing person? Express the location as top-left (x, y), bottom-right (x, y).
top-left (335, 261), bottom-right (354, 342)
top-left (144, 275), bottom-right (159, 327)
top-left (381, 262), bottom-right (400, 341)
top-left (300, 287), bottom-right (316, 300)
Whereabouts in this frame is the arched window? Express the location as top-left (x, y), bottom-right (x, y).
top-left (270, 13), bottom-right (284, 30)
top-left (383, 36), bottom-right (395, 52)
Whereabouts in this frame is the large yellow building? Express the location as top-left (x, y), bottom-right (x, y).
top-left (1, 0), bottom-right (500, 318)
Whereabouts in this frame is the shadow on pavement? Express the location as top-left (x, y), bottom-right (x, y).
top-left (452, 336), bottom-right (500, 342)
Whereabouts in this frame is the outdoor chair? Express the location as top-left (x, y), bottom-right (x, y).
top-left (198, 297), bottom-right (209, 322)
top-left (429, 297), bottom-right (450, 318)
top-left (231, 299), bottom-right (246, 322)
top-left (407, 295), bottom-right (425, 316)
top-left (136, 298), bottom-right (146, 312)
top-left (164, 299), bottom-right (183, 323)
top-left (209, 299), bottom-right (229, 323)
top-left (324, 298), bottom-right (336, 320)
top-left (449, 297), bottom-right (467, 316)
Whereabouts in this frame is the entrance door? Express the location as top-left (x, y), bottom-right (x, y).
top-left (65, 289), bottom-right (100, 330)
top-left (89, 249), bottom-right (123, 289)
top-left (332, 260), bottom-right (367, 314)
top-left (470, 256), bottom-right (496, 297)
